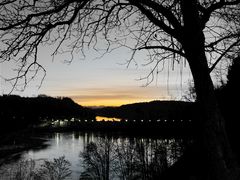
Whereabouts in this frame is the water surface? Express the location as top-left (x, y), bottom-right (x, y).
top-left (1, 132), bottom-right (186, 179)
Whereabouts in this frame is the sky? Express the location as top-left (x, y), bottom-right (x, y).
top-left (0, 0), bottom-right (199, 107)
top-left (0, 1), bottom-right (233, 107)
top-left (0, 41), bottom-right (192, 107)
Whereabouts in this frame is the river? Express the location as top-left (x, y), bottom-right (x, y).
top-left (0, 131), bottom-right (187, 180)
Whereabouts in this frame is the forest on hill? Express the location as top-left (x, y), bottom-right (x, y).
top-left (0, 95), bottom-right (95, 132)
top-left (0, 57), bottom-right (239, 139)
top-left (95, 101), bottom-right (196, 121)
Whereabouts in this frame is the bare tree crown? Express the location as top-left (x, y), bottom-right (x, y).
top-left (0, 0), bottom-right (240, 91)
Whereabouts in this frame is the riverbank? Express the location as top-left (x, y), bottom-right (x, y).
top-left (35, 120), bottom-right (196, 138)
top-left (0, 130), bottom-right (48, 166)
top-left (0, 123), bottom-right (194, 165)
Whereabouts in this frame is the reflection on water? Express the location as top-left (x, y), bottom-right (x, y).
top-left (0, 132), bottom-right (186, 180)
top-left (80, 136), bottom-right (185, 180)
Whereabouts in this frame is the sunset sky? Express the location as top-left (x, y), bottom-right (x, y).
top-left (0, 44), bottom-right (192, 107)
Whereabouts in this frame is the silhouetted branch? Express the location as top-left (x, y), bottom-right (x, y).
top-left (0, 0), bottom-right (240, 89)
top-left (199, 0), bottom-right (240, 28)
top-left (129, 0), bottom-right (179, 40)
top-left (137, 45), bottom-right (185, 57)
top-left (209, 39), bottom-right (240, 73)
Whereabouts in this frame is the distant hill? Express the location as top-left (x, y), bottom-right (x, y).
top-left (95, 100), bottom-right (196, 121)
top-left (0, 95), bottom-right (95, 131)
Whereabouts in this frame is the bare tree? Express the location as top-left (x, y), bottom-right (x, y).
top-left (1, 0), bottom-right (240, 179)
top-left (80, 136), bottom-right (182, 179)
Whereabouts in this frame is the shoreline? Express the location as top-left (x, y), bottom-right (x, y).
top-left (0, 130), bottom-right (48, 166)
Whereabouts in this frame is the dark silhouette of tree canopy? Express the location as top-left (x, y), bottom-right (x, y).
top-left (0, 95), bottom-right (95, 132)
top-left (225, 56), bottom-right (240, 92)
top-left (1, 0), bottom-right (240, 179)
top-left (80, 136), bottom-right (184, 179)
top-left (96, 100), bottom-right (195, 121)
top-left (216, 56), bottom-right (240, 158)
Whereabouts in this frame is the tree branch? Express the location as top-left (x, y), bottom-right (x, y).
top-left (200, 0), bottom-right (240, 28)
top-left (0, 0), bottom-right (17, 6)
top-left (209, 39), bottom-right (240, 72)
top-left (0, 0), bottom-right (78, 30)
top-left (205, 33), bottom-right (240, 49)
top-left (128, 0), bottom-right (179, 40)
top-left (137, 45), bottom-right (185, 57)
top-left (137, 0), bottom-right (183, 39)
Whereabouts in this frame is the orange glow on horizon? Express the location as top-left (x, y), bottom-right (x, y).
top-left (69, 86), bottom-right (173, 107)
top-left (72, 97), bottom-right (172, 107)
top-left (73, 98), bottom-right (147, 107)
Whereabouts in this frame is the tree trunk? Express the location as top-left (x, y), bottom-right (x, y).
top-left (180, 1), bottom-right (238, 179)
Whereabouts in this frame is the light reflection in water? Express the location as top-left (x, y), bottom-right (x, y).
top-left (96, 116), bottom-right (121, 121)
top-left (1, 132), bottom-right (186, 180)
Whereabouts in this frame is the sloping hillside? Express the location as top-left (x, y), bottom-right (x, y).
top-left (96, 100), bottom-right (196, 121)
top-left (0, 95), bottom-right (95, 131)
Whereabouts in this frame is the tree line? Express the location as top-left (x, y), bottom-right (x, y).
top-left (0, 95), bottom-right (95, 132)
top-left (1, 1), bottom-right (240, 178)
